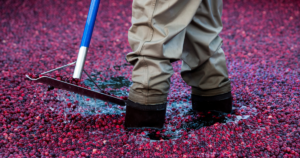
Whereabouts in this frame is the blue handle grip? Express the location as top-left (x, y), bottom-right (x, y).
top-left (80, 0), bottom-right (101, 47)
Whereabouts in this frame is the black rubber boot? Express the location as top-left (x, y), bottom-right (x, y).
top-left (192, 92), bottom-right (232, 113)
top-left (125, 100), bottom-right (167, 130)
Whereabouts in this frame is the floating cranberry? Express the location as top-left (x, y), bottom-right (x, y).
top-left (257, 119), bottom-right (262, 123)
top-left (1, 0), bottom-right (299, 157)
top-left (67, 103), bottom-right (72, 108)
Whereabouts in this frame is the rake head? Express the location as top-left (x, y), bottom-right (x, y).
top-left (26, 75), bottom-right (126, 106)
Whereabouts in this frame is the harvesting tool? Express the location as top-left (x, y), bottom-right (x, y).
top-left (26, 0), bottom-right (126, 106)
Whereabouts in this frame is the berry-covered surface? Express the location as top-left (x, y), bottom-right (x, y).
top-left (1, 0), bottom-right (300, 157)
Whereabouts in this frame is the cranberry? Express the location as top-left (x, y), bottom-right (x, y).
top-left (1, 0), bottom-right (299, 157)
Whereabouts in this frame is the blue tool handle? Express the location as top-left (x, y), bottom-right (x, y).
top-left (80, 0), bottom-right (101, 47)
top-left (73, 0), bottom-right (100, 79)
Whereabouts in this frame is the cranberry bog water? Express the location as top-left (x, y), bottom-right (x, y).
top-left (1, 0), bottom-right (300, 157)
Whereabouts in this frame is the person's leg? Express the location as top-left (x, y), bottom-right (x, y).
top-left (181, 0), bottom-right (232, 113)
top-left (125, 0), bottom-right (202, 129)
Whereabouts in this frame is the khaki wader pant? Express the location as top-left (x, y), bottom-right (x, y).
top-left (126, 0), bottom-right (231, 105)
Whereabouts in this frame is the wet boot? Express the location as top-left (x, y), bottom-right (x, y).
top-left (125, 100), bottom-right (167, 130)
top-left (192, 92), bottom-right (232, 113)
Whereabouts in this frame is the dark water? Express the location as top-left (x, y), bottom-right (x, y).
top-left (84, 72), bottom-right (131, 96)
top-left (146, 110), bottom-right (228, 140)
top-left (181, 110), bottom-right (227, 131)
